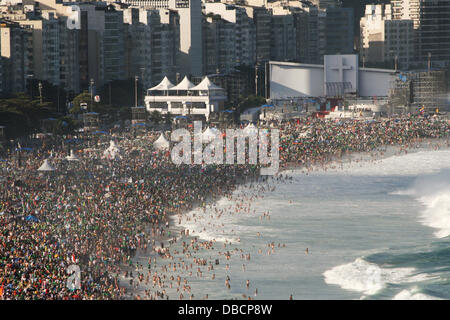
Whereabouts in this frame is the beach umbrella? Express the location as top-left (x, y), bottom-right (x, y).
top-left (25, 215), bottom-right (39, 223)
top-left (15, 147), bottom-right (33, 151)
top-left (37, 159), bottom-right (56, 171)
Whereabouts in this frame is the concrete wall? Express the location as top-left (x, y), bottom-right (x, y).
top-left (270, 62), bottom-right (324, 98)
top-left (359, 68), bottom-right (395, 97)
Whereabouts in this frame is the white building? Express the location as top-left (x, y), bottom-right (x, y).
top-left (269, 54), bottom-right (397, 99)
top-left (145, 76), bottom-right (227, 120)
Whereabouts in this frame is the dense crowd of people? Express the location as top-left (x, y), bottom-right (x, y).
top-left (0, 116), bottom-right (448, 299)
top-left (278, 117), bottom-right (449, 168)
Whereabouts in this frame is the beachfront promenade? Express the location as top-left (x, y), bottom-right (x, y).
top-left (0, 117), bottom-right (448, 299)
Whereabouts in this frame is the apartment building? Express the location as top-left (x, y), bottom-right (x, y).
top-left (203, 3), bottom-right (256, 74)
top-left (271, 6), bottom-right (296, 61)
top-left (0, 20), bottom-right (32, 92)
top-left (124, 7), bottom-right (179, 88)
top-left (121, 0), bottom-right (203, 77)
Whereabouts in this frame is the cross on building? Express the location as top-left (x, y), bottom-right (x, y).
top-left (330, 56), bottom-right (352, 83)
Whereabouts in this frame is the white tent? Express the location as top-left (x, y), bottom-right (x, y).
top-left (66, 150), bottom-right (80, 161)
top-left (153, 133), bottom-right (170, 150)
top-left (37, 159), bottom-right (56, 171)
top-left (171, 76), bottom-right (195, 91)
top-left (103, 140), bottom-right (121, 159)
top-left (148, 76), bottom-right (175, 91)
top-left (191, 76), bottom-right (224, 91)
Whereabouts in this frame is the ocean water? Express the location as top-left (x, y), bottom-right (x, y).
top-left (128, 146), bottom-right (450, 300)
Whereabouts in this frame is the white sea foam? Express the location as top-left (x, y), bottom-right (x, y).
top-left (174, 182), bottom-right (276, 243)
top-left (317, 149), bottom-right (450, 177)
top-left (393, 287), bottom-right (441, 300)
top-left (394, 170), bottom-right (450, 238)
top-left (323, 258), bottom-right (417, 296)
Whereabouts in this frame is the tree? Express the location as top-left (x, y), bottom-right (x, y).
top-left (149, 110), bottom-right (162, 124)
top-left (164, 112), bottom-right (173, 124)
top-left (235, 95), bottom-right (266, 114)
top-left (70, 91), bottom-right (91, 114)
top-left (52, 116), bottom-right (80, 135)
top-left (0, 93), bottom-right (54, 138)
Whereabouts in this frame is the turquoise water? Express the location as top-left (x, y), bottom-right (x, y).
top-left (127, 148), bottom-right (450, 300)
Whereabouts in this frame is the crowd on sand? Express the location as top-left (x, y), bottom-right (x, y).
top-left (0, 116), bottom-right (448, 299)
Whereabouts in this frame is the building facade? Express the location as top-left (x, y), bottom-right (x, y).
top-left (203, 3), bottom-right (256, 74)
top-left (360, 4), bottom-right (414, 70)
top-left (0, 20), bottom-right (32, 93)
top-left (124, 7), bottom-right (179, 88)
top-left (145, 76), bottom-right (227, 120)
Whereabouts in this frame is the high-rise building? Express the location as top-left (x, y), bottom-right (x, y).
top-left (0, 20), bottom-right (32, 93)
top-left (67, 2), bottom-right (126, 89)
top-left (203, 3), bottom-right (256, 74)
top-left (271, 6), bottom-right (296, 61)
top-left (124, 7), bottom-right (179, 88)
top-left (391, 0), bottom-right (421, 28)
top-left (418, 0), bottom-right (450, 67)
top-left (295, 5), bottom-right (320, 64)
top-left (391, 0), bottom-right (450, 67)
top-left (121, 0), bottom-right (203, 77)
top-left (323, 6), bottom-right (354, 56)
top-left (1, 3), bottom-right (81, 93)
top-left (360, 4), bottom-right (414, 70)
top-left (313, 0), bottom-right (342, 9)
top-left (17, 11), bottom-right (62, 87)
top-left (240, 5), bottom-right (271, 63)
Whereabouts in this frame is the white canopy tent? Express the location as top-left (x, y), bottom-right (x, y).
top-left (192, 76), bottom-right (223, 90)
top-left (148, 76), bottom-right (175, 91)
top-left (171, 76), bottom-right (195, 91)
top-left (37, 159), bottom-right (56, 171)
top-left (153, 133), bottom-right (170, 150)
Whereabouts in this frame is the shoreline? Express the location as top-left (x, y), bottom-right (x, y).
top-left (1, 117), bottom-right (448, 300)
top-left (122, 136), bottom-right (449, 299)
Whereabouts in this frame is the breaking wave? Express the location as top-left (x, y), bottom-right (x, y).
top-left (323, 258), bottom-right (417, 296)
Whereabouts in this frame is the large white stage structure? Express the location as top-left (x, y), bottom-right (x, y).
top-left (269, 54), bottom-right (397, 99)
top-left (144, 76), bottom-right (227, 121)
